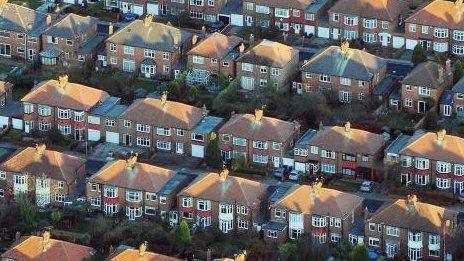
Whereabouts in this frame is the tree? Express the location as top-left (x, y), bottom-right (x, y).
top-left (334, 240), bottom-right (353, 260)
top-left (411, 44), bottom-right (427, 66)
top-left (186, 85), bottom-right (199, 103)
top-left (46, 127), bottom-right (65, 145)
top-left (50, 211), bottom-right (64, 226)
top-left (350, 245), bottom-right (369, 261)
top-left (454, 60), bottom-right (464, 84)
top-left (174, 220), bottom-right (191, 249)
top-left (278, 242), bottom-right (298, 261)
top-left (206, 132), bottom-right (222, 169)
top-left (17, 193), bottom-right (38, 231)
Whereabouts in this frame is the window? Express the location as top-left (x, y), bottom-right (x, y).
top-left (340, 77), bottom-right (351, 86)
top-left (211, 58), bottom-right (217, 63)
top-left (90, 183), bottom-right (100, 192)
top-left (436, 178), bottom-right (450, 189)
top-left (104, 187), bottom-right (118, 198)
top-left (74, 111), bottom-right (84, 122)
top-left (312, 216), bottom-right (327, 227)
top-left (241, 63), bottom-right (253, 72)
top-left (408, 232), bottom-right (422, 242)
top-left (237, 219), bottom-right (248, 229)
top-left (126, 190), bottom-right (142, 202)
top-left (66, 39), bottom-right (73, 46)
top-left (422, 25), bottom-right (429, 34)
top-left (57, 181), bottom-right (64, 189)
top-left (305, 13), bottom-right (314, 21)
top-left (159, 196), bottom-right (166, 204)
top-left (332, 13), bottom-right (339, 22)
top-left (123, 59), bottom-right (136, 72)
top-left (319, 74), bottom-right (330, 83)
top-left (252, 140), bottom-right (268, 150)
top-left (0, 171), bottom-right (5, 179)
top-left (190, 0), bottom-right (203, 6)
top-left (437, 161), bottom-right (451, 173)
top-left (363, 19), bottom-right (377, 29)
top-left (271, 68), bottom-right (280, 76)
top-left (233, 137), bottom-right (246, 146)
top-left (260, 66), bottom-right (267, 73)
top-left (409, 24), bottom-right (416, 33)
top-left (182, 197), bottom-right (193, 207)
top-left (434, 28), bottom-right (448, 38)
top-left (197, 200), bottom-right (211, 211)
top-left (255, 5), bottom-right (269, 14)
top-left (454, 30), bottom-right (464, 41)
top-left (236, 206), bottom-right (248, 215)
top-left (55, 194), bottom-right (65, 202)
top-left (192, 55), bottom-right (204, 64)
top-left (110, 43), bottom-right (116, 52)
top-left (136, 124), bottom-right (150, 133)
top-left (267, 230), bottom-right (277, 238)
top-left (145, 192), bottom-right (157, 201)
top-left (369, 237), bottom-right (380, 247)
top-left (275, 8), bottom-right (289, 18)
top-left (191, 133), bottom-right (204, 141)
top-left (404, 99), bottom-right (413, 107)
top-left (415, 175), bottom-right (429, 185)
top-left (245, 2), bottom-right (254, 10)
top-left (321, 164), bottom-right (335, 173)
top-left (313, 233), bottom-right (326, 244)
top-left (58, 125), bottom-right (71, 135)
top-left (309, 146), bottom-right (318, 154)
top-left (58, 109), bottom-right (70, 119)
top-left (145, 206), bottom-right (156, 216)
top-left (110, 57), bottom-right (117, 65)
top-left (415, 158), bottom-right (429, 169)
top-left (292, 9), bottom-right (300, 17)
top-left (143, 49), bottom-right (155, 58)
top-left (105, 119), bottom-right (115, 127)
top-left (156, 127), bottom-right (171, 136)
top-left (344, 16), bottom-right (358, 26)
top-left (369, 223), bottom-right (376, 231)
top-left (275, 209), bottom-right (286, 218)
top-left (123, 45), bottom-right (134, 55)
top-left (419, 87), bottom-right (431, 96)
top-left (156, 141), bottom-right (171, 150)
top-left (453, 45), bottom-right (464, 55)
top-left (381, 21), bottom-right (389, 30)
top-left (220, 204), bottom-right (233, 214)
top-left (321, 150), bottom-right (336, 159)
top-left (90, 198), bottom-right (101, 207)
top-left (455, 165), bottom-right (464, 176)
top-left (331, 233), bottom-right (341, 243)
top-left (433, 42), bottom-right (448, 52)
top-left (363, 33), bottom-right (377, 43)
top-left (252, 154), bottom-right (268, 164)
top-left (136, 137), bottom-right (150, 147)
top-left (429, 249), bottom-right (439, 257)
top-left (38, 105), bottom-right (51, 116)
top-left (386, 226), bottom-right (400, 236)
top-left (429, 234), bottom-right (439, 245)
top-left (123, 120), bottom-right (131, 128)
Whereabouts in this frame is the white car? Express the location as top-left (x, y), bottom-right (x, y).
top-left (360, 181), bottom-right (374, 192)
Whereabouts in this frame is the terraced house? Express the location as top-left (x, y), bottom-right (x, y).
top-left (109, 242), bottom-right (182, 261)
top-left (242, 0), bottom-right (333, 35)
top-left (116, 92), bottom-right (223, 158)
top-left (392, 60), bottom-right (453, 114)
top-left (0, 2), bottom-right (52, 61)
top-left (328, 0), bottom-right (409, 45)
top-left (218, 108), bottom-right (300, 168)
top-left (365, 195), bottom-right (459, 260)
top-left (0, 144), bottom-right (86, 207)
top-left (40, 13), bottom-right (104, 65)
top-left (236, 39), bottom-right (299, 92)
top-left (393, 129), bottom-right (464, 195)
top-left (293, 122), bottom-right (385, 179)
top-left (20, 75), bottom-right (111, 140)
top-left (299, 42), bottom-right (387, 102)
top-left (1, 230), bottom-right (95, 261)
top-left (263, 182), bottom-right (363, 244)
top-left (105, 15), bottom-right (193, 80)
top-left (186, 32), bottom-right (243, 85)
top-left (443, 75), bottom-right (464, 117)
top-left (87, 155), bottom-right (192, 222)
top-left (178, 169), bottom-right (269, 233)
top-left (404, 0), bottom-right (464, 55)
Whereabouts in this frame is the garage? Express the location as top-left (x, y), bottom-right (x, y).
top-left (393, 36), bottom-right (405, 49)
top-left (0, 116), bottom-right (8, 128)
top-left (147, 3), bottom-right (159, 16)
top-left (231, 14), bottom-right (243, 26)
top-left (294, 162), bottom-right (307, 172)
top-left (191, 144), bottom-right (204, 158)
top-left (105, 131), bottom-right (119, 144)
top-left (88, 129), bottom-right (101, 141)
top-left (317, 27), bottom-right (330, 39)
top-left (133, 5), bottom-right (143, 15)
top-left (304, 25), bottom-right (315, 36)
top-left (12, 118), bottom-right (22, 130)
top-left (406, 39), bottom-right (418, 50)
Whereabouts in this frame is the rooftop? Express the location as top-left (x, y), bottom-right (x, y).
top-left (44, 13), bottom-right (98, 39)
top-left (192, 115), bottom-right (224, 134)
top-left (406, 0), bottom-right (464, 29)
top-left (329, 0), bottom-right (409, 21)
top-left (237, 39), bottom-right (298, 68)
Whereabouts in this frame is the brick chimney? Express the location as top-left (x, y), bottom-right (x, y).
top-left (437, 129), bottom-right (446, 141)
top-left (344, 121), bottom-right (351, 132)
top-left (254, 107), bottom-right (263, 121)
top-left (108, 22), bottom-right (114, 35)
top-left (219, 168), bottom-right (229, 181)
top-left (126, 153), bottom-right (138, 169)
top-left (160, 91), bottom-right (168, 106)
top-left (143, 15), bottom-right (153, 26)
top-left (46, 14), bottom-right (52, 27)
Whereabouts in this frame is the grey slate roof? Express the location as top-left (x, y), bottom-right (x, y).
top-left (386, 134), bottom-right (412, 156)
top-left (44, 13), bottom-right (98, 39)
top-left (294, 129), bottom-right (318, 148)
top-left (192, 115), bottom-right (224, 134)
top-left (301, 45), bottom-right (386, 81)
top-left (78, 35), bottom-right (106, 55)
top-left (0, 3), bottom-right (49, 36)
top-left (440, 90), bottom-right (453, 105)
top-left (403, 61), bottom-right (449, 89)
top-left (452, 76), bottom-right (464, 93)
top-left (107, 19), bottom-right (192, 52)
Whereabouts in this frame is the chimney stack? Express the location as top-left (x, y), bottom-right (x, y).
top-left (254, 107), bottom-right (264, 121)
top-left (455, 0), bottom-right (463, 8)
top-left (239, 43), bottom-right (245, 54)
top-left (219, 168), bottom-right (229, 181)
top-left (340, 40), bottom-right (349, 55)
top-left (143, 15), bottom-right (153, 26)
top-left (58, 75), bottom-right (68, 89)
top-left (160, 91), bottom-right (168, 106)
top-left (437, 129), bottom-right (446, 141)
top-left (249, 34), bottom-right (254, 44)
top-left (126, 153), bottom-right (138, 169)
top-left (46, 14), bottom-right (52, 27)
top-left (344, 122), bottom-right (351, 132)
top-left (108, 22), bottom-right (114, 35)
top-left (35, 143), bottom-right (46, 155)
top-left (407, 194), bottom-right (418, 214)
top-left (319, 121), bottom-right (324, 130)
top-left (42, 229), bottom-right (51, 252)
top-left (192, 35), bottom-right (199, 45)
top-left (139, 241), bottom-right (148, 256)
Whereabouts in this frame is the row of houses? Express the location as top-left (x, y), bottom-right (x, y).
top-left (0, 142), bottom-right (462, 260)
top-left (106, 0), bottom-right (464, 56)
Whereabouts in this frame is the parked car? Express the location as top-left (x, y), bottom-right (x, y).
top-left (360, 181), bottom-right (374, 192)
top-left (123, 13), bottom-right (139, 22)
top-left (288, 170), bottom-right (304, 181)
top-left (207, 21), bottom-right (225, 33)
top-left (273, 167), bottom-right (290, 178)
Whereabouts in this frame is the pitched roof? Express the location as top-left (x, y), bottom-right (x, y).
top-left (0, 81), bottom-right (12, 94)
top-left (402, 61), bottom-right (450, 89)
top-left (110, 248), bottom-right (181, 261)
top-left (89, 160), bottom-right (176, 192)
top-left (405, 0), bottom-right (464, 29)
top-left (21, 79), bottom-right (110, 111)
top-left (236, 39), bottom-right (298, 68)
top-left (1, 235), bottom-right (95, 261)
top-left (107, 19), bottom-right (192, 51)
top-left (119, 97), bottom-right (205, 130)
top-left (329, 0), bottom-right (409, 21)
top-left (399, 131), bottom-right (464, 163)
top-left (369, 199), bottom-right (458, 234)
top-left (274, 185), bottom-right (363, 217)
top-left (307, 125), bottom-right (385, 155)
top-left (218, 113), bottom-right (297, 142)
top-left (0, 146), bottom-right (85, 183)
top-left (188, 32), bottom-right (242, 59)
top-left (44, 13), bottom-right (98, 38)
top-left (0, 3), bottom-right (49, 36)
top-left (452, 75), bottom-right (464, 93)
top-left (301, 45), bottom-right (386, 81)
top-left (249, 0), bottom-right (316, 10)
top-left (179, 171), bottom-right (269, 207)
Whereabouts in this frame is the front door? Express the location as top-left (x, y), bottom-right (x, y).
top-left (455, 182), bottom-right (463, 194)
top-left (176, 142), bottom-right (184, 154)
top-left (246, 16), bottom-right (253, 26)
top-left (123, 134), bottom-right (132, 146)
top-left (401, 173), bottom-right (410, 186)
top-left (294, 24), bottom-right (301, 34)
top-left (28, 49), bottom-right (36, 60)
top-left (418, 101), bottom-right (426, 114)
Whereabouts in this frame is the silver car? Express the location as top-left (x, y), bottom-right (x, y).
top-left (360, 181), bottom-right (374, 192)
top-left (288, 170), bottom-right (304, 181)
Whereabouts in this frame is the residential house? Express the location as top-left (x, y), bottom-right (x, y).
top-left (441, 76), bottom-right (464, 117)
top-left (0, 80), bottom-right (12, 108)
top-left (293, 122), bottom-right (385, 179)
top-left (1, 230), bottom-right (95, 261)
top-left (105, 15), bottom-right (193, 80)
top-left (156, 0), bottom-right (229, 22)
top-left (236, 39), bottom-right (299, 92)
top-left (365, 195), bottom-right (459, 260)
top-left (116, 92), bottom-right (223, 158)
top-left (87, 155), bottom-right (192, 223)
top-left (392, 60), bottom-right (453, 114)
top-left (186, 32), bottom-right (243, 85)
top-left (394, 129), bottom-right (464, 195)
top-left (299, 42), bottom-right (387, 102)
top-left (0, 144), bottom-right (86, 206)
top-left (108, 242), bottom-right (182, 261)
top-left (404, 0), bottom-right (464, 55)
top-left (178, 169), bottom-right (269, 233)
top-left (0, 2), bottom-right (52, 61)
top-left (263, 182), bottom-right (363, 244)
top-left (328, 0), bottom-right (409, 45)
top-left (242, 0), bottom-right (333, 36)
top-left (20, 75), bottom-right (111, 140)
top-left (218, 108), bottom-right (300, 168)
top-left (86, 96), bottom-right (128, 143)
top-left (40, 13), bottom-right (105, 65)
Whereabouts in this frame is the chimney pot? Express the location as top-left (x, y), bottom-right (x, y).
top-left (192, 35), bottom-right (199, 45)
top-left (143, 15), bottom-right (153, 26)
top-left (139, 241), bottom-right (148, 256)
top-left (437, 129), bottom-right (446, 141)
top-left (160, 91), bottom-right (168, 106)
top-left (126, 153), bottom-right (138, 169)
top-left (219, 168), bottom-right (229, 181)
top-left (108, 22), bottom-right (114, 35)
top-left (46, 14), bottom-right (52, 26)
top-left (239, 43), bottom-right (245, 54)
top-left (254, 108), bottom-right (264, 121)
top-left (58, 75), bottom-right (68, 89)
top-left (344, 122), bottom-right (351, 132)
top-left (35, 143), bottom-right (46, 155)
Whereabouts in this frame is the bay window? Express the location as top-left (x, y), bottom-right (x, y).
top-left (436, 161), bottom-right (451, 173)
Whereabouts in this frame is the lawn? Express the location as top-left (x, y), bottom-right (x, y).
top-left (133, 79), bottom-right (157, 92)
top-left (326, 178), bottom-right (363, 193)
top-left (10, 0), bottom-right (42, 9)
